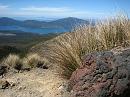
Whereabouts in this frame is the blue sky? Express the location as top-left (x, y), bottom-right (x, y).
top-left (0, 0), bottom-right (130, 19)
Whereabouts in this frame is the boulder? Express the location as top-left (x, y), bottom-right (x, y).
top-left (69, 49), bottom-right (130, 97)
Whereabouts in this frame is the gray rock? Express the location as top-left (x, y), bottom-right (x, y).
top-left (69, 48), bottom-right (130, 97)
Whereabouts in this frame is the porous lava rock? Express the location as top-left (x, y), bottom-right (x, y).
top-left (69, 49), bottom-right (130, 97)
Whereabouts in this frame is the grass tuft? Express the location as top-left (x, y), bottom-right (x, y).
top-left (23, 53), bottom-right (45, 68)
top-left (1, 54), bottom-right (22, 70)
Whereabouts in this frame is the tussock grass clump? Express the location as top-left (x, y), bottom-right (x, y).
top-left (96, 14), bottom-right (130, 50)
top-left (44, 26), bottom-right (101, 77)
top-left (2, 54), bottom-right (21, 67)
top-left (1, 53), bottom-right (46, 72)
top-left (42, 14), bottom-right (130, 78)
top-left (23, 53), bottom-right (45, 68)
top-left (1, 54), bottom-right (22, 71)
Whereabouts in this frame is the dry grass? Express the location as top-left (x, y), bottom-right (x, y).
top-left (1, 53), bottom-right (46, 71)
top-left (23, 53), bottom-right (45, 68)
top-left (40, 14), bottom-right (130, 78)
top-left (1, 54), bottom-right (22, 68)
top-left (96, 14), bottom-right (130, 50)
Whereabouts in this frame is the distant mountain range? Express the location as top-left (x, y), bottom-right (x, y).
top-left (0, 17), bottom-right (92, 34)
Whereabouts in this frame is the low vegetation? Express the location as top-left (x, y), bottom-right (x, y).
top-left (39, 14), bottom-right (130, 78)
top-left (23, 53), bottom-right (45, 68)
top-left (0, 53), bottom-right (46, 73)
top-left (2, 54), bottom-right (21, 67)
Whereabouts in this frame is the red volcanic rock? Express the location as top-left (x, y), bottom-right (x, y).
top-left (69, 49), bottom-right (130, 97)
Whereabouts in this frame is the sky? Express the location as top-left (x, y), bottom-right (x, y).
top-left (0, 0), bottom-right (130, 20)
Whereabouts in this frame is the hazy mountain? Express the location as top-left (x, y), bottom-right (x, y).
top-left (23, 20), bottom-right (47, 28)
top-left (51, 17), bottom-right (89, 30)
top-left (0, 17), bottom-right (22, 26)
top-left (0, 17), bottom-right (90, 33)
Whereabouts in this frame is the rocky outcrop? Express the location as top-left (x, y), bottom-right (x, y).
top-left (69, 48), bottom-right (130, 97)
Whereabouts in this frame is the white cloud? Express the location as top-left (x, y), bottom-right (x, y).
top-left (0, 4), bottom-right (9, 10)
top-left (21, 6), bottom-right (72, 13)
top-left (0, 5), bottom-right (109, 18)
top-left (19, 6), bottom-right (108, 18)
top-left (0, 4), bottom-right (11, 17)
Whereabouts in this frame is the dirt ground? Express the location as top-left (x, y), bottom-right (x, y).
top-left (0, 65), bottom-right (70, 97)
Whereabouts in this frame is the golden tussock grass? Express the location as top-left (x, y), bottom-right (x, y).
top-left (1, 54), bottom-right (21, 68)
top-left (1, 53), bottom-right (46, 70)
top-left (22, 53), bottom-right (45, 68)
top-left (41, 14), bottom-right (130, 78)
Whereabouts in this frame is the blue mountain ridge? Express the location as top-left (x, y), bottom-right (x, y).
top-left (0, 17), bottom-right (93, 34)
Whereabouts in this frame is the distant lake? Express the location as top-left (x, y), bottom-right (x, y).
top-left (0, 26), bottom-right (67, 34)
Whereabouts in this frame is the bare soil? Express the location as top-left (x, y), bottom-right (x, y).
top-left (0, 65), bottom-right (70, 97)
